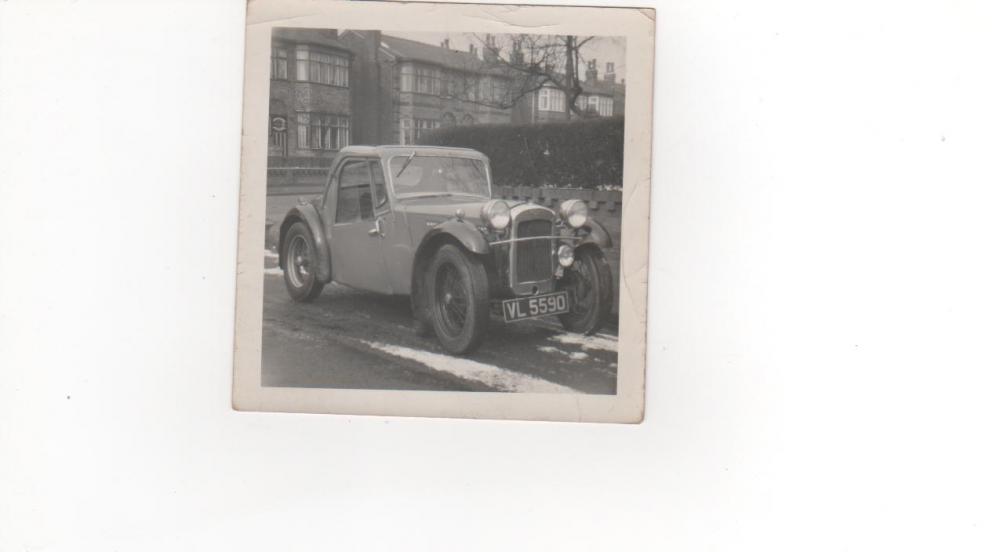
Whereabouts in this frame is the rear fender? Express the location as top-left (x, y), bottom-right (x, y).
top-left (279, 203), bottom-right (332, 283)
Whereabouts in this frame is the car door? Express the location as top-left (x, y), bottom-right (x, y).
top-left (327, 158), bottom-right (390, 292)
top-left (367, 159), bottom-right (411, 294)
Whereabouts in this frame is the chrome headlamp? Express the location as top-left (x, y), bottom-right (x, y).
top-left (480, 199), bottom-right (511, 230)
top-left (559, 199), bottom-right (588, 229)
top-left (557, 244), bottom-right (575, 267)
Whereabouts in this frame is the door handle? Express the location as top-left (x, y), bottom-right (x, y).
top-left (368, 218), bottom-right (384, 238)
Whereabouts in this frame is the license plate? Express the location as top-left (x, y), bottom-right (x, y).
top-left (502, 291), bottom-right (570, 322)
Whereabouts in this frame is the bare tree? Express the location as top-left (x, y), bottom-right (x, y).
top-left (455, 33), bottom-right (598, 120)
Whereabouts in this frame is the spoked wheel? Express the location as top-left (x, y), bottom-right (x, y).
top-left (282, 222), bottom-right (324, 302)
top-left (558, 246), bottom-right (612, 335)
top-left (436, 263), bottom-right (470, 335)
top-left (426, 244), bottom-right (489, 355)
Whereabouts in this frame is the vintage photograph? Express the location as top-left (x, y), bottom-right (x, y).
top-left (234, 1), bottom-right (653, 421)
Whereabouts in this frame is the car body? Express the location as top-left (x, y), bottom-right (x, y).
top-left (278, 145), bottom-right (614, 354)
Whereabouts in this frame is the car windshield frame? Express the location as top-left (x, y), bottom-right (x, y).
top-left (386, 154), bottom-right (492, 200)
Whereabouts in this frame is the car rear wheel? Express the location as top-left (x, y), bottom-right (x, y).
top-left (426, 244), bottom-right (490, 355)
top-left (558, 246), bottom-right (612, 335)
top-left (282, 222), bottom-right (324, 302)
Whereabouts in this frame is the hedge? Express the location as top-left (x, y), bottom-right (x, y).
top-left (418, 116), bottom-right (624, 189)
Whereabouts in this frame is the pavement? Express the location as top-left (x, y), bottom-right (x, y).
top-left (261, 250), bottom-right (619, 394)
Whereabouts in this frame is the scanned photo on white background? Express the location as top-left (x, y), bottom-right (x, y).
top-left (233, 0), bottom-right (654, 422)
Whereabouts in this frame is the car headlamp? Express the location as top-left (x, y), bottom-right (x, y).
top-left (558, 244), bottom-right (575, 267)
top-left (481, 199), bottom-right (511, 230)
top-left (560, 199), bottom-right (588, 229)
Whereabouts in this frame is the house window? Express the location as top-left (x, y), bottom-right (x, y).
top-left (295, 46), bottom-right (349, 87)
top-left (461, 75), bottom-right (477, 101)
top-left (478, 77), bottom-right (505, 104)
top-left (444, 73), bottom-right (459, 98)
top-left (599, 96), bottom-right (613, 117)
top-left (399, 118), bottom-right (440, 144)
top-left (269, 115), bottom-right (288, 155)
top-left (588, 95), bottom-right (600, 114)
top-left (538, 87), bottom-right (565, 112)
top-left (296, 113), bottom-right (350, 151)
top-left (399, 64), bottom-right (440, 94)
top-left (399, 118), bottom-right (412, 145)
top-left (441, 112), bottom-right (456, 127)
top-left (400, 64), bottom-right (414, 92)
top-left (271, 47), bottom-right (288, 79)
top-left (416, 66), bottom-right (439, 95)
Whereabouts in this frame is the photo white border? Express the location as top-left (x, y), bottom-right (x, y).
top-left (233, 0), bottom-right (654, 422)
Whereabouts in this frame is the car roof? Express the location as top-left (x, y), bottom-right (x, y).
top-left (337, 145), bottom-right (488, 159)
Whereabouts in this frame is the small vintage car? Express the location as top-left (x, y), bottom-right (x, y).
top-left (278, 145), bottom-right (614, 355)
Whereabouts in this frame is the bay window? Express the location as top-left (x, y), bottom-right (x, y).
top-left (588, 95), bottom-right (600, 113)
top-left (400, 64), bottom-right (441, 95)
top-left (271, 47), bottom-right (288, 79)
top-left (598, 96), bottom-right (614, 116)
top-left (538, 87), bottom-right (565, 112)
top-left (296, 113), bottom-right (350, 151)
top-left (294, 46), bottom-right (349, 87)
top-left (399, 118), bottom-right (440, 145)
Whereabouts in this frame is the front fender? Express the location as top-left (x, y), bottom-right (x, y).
top-left (409, 218), bottom-right (490, 313)
top-left (579, 217), bottom-right (613, 250)
top-left (279, 203), bottom-right (332, 283)
top-left (422, 219), bottom-right (491, 256)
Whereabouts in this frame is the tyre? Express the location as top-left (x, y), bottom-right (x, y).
top-left (426, 244), bottom-right (490, 355)
top-left (558, 246), bottom-right (613, 335)
top-left (282, 222), bottom-right (324, 302)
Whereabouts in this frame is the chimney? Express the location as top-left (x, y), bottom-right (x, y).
top-left (604, 62), bottom-right (616, 83)
top-left (510, 38), bottom-right (524, 66)
top-left (585, 59), bottom-right (598, 83)
top-left (482, 34), bottom-right (499, 63)
top-left (441, 38), bottom-right (450, 49)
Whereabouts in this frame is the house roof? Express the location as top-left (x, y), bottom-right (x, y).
top-left (581, 79), bottom-right (618, 96)
top-left (272, 28), bottom-right (354, 55)
top-left (379, 34), bottom-right (505, 75)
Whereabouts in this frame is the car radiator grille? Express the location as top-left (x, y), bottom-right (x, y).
top-left (515, 219), bottom-right (553, 284)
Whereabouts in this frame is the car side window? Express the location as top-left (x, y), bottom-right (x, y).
top-left (335, 161), bottom-right (374, 223)
top-left (370, 161), bottom-right (388, 212)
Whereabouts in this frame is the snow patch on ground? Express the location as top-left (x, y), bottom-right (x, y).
top-left (548, 333), bottom-right (618, 353)
top-left (264, 267), bottom-right (284, 276)
top-left (264, 249), bottom-right (279, 259)
top-left (538, 345), bottom-right (589, 361)
top-left (364, 341), bottom-right (579, 394)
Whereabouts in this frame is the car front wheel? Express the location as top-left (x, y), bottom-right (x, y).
top-left (558, 246), bottom-right (613, 335)
top-left (426, 244), bottom-right (490, 355)
top-left (282, 222), bottom-right (324, 302)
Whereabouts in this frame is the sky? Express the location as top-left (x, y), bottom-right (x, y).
top-left (384, 31), bottom-right (627, 83)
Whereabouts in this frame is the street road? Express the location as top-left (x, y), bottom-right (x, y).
top-left (261, 251), bottom-right (618, 394)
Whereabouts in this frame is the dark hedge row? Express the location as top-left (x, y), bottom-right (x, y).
top-left (418, 116), bottom-right (624, 189)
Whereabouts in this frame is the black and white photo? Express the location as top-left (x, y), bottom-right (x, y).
top-left (233, 0), bottom-right (654, 421)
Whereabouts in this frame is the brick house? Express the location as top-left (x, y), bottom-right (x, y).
top-left (268, 29), bottom-right (354, 162)
top-left (268, 29), bottom-right (626, 162)
top-left (340, 31), bottom-right (515, 145)
top-left (518, 60), bottom-right (623, 124)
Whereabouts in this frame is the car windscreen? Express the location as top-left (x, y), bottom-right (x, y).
top-left (389, 156), bottom-right (490, 198)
